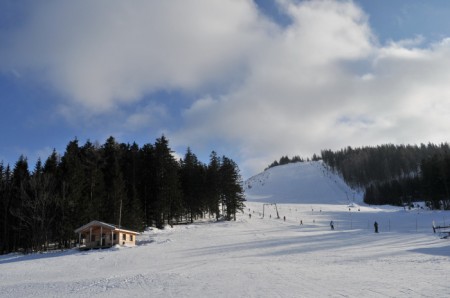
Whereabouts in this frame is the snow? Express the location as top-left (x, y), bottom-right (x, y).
top-left (245, 161), bottom-right (362, 204)
top-left (1, 162), bottom-right (450, 297)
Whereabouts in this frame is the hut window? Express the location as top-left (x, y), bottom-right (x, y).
top-left (122, 234), bottom-right (126, 241)
top-left (130, 235), bottom-right (133, 241)
top-left (113, 233), bottom-right (117, 240)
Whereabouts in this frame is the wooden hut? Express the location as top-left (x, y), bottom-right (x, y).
top-left (74, 220), bottom-right (139, 249)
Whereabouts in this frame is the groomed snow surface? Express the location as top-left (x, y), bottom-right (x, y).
top-left (2, 162), bottom-right (450, 297)
top-left (244, 161), bottom-right (363, 204)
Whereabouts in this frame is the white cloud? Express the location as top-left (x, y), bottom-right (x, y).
top-left (0, 0), bottom-right (272, 112)
top-left (124, 103), bottom-right (168, 132)
top-left (174, 0), bottom-right (377, 173)
top-left (175, 1), bottom-right (450, 177)
top-left (3, 0), bottom-right (450, 178)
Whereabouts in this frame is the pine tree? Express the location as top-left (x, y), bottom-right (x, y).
top-left (120, 142), bottom-right (144, 230)
top-left (80, 140), bottom-right (105, 223)
top-left (0, 163), bottom-right (12, 253)
top-left (180, 148), bottom-right (206, 223)
top-left (43, 150), bottom-right (68, 248)
top-left (60, 139), bottom-right (86, 238)
top-left (101, 137), bottom-right (127, 227)
top-left (138, 143), bottom-right (157, 227)
top-left (9, 156), bottom-right (30, 251)
top-left (206, 151), bottom-right (221, 220)
top-left (0, 163), bottom-right (4, 252)
top-left (19, 158), bottom-right (59, 251)
top-left (219, 156), bottom-right (245, 221)
top-left (154, 136), bottom-right (182, 228)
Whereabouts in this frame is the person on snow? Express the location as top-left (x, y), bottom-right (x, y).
top-left (374, 221), bottom-right (379, 233)
top-left (330, 221), bottom-right (334, 230)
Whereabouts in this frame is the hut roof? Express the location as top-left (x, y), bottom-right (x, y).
top-left (74, 220), bottom-right (139, 235)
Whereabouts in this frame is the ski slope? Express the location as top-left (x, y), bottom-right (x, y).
top-left (1, 208), bottom-right (449, 297)
top-left (245, 161), bottom-right (362, 204)
top-left (1, 162), bottom-right (450, 297)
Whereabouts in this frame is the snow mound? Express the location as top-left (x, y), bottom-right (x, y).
top-left (244, 161), bottom-right (362, 204)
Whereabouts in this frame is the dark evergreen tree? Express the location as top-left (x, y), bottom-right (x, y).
top-left (60, 139), bottom-right (86, 238)
top-left (421, 152), bottom-right (450, 209)
top-left (219, 156), bottom-right (245, 221)
top-left (0, 163), bottom-right (5, 253)
top-left (78, 141), bottom-right (103, 223)
top-left (9, 156), bottom-right (30, 252)
top-left (266, 154), bottom-right (305, 169)
top-left (206, 151), bottom-right (221, 220)
top-left (153, 136), bottom-right (182, 228)
top-left (0, 163), bottom-right (13, 253)
top-left (43, 150), bottom-right (68, 248)
top-left (19, 158), bottom-right (59, 251)
top-left (120, 142), bottom-right (144, 231)
top-left (279, 156), bottom-right (290, 166)
top-left (138, 143), bottom-right (157, 227)
top-left (180, 148), bottom-right (206, 223)
top-left (101, 137), bottom-right (127, 227)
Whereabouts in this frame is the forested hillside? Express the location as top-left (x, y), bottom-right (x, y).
top-left (265, 143), bottom-right (450, 208)
top-left (0, 136), bottom-right (245, 254)
top-left (320, 143), bottom-right (450, 208)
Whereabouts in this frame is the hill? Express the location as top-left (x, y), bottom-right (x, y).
top-left (244, 161), bottom-right (362, 204)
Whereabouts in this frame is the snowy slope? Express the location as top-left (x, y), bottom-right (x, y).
top-left (2, 160), bottom-right (450, 297)
top-left (2, 206), bottom-right (450, 297)
top-left (245, 161), bottom-right (362, 204)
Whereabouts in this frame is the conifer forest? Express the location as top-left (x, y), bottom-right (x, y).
top-left (0, 136), bottom-right (245, 254)
top-left (268, 143), bottom-right (450, 209)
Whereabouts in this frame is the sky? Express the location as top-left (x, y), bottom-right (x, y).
top-left (2, 0), bottom-right (450, 179)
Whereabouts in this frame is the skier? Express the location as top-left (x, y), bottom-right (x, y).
top-left (374, 221), bottom-right (379, 233)
top-left (330, 220), bottom-right (334, 230)
top-left (300, 220), bottom-right (303, 225)
top-left (283, 216), bottom-right (286, 222)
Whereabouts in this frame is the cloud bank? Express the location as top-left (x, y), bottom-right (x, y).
top-left (2, 0), bottom-right (450, 177)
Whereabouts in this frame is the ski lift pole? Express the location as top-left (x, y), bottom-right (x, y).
top-left (275, 204), bottom-right (280, 219)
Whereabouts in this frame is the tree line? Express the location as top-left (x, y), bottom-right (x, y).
top-left (320, 143), bottom-right (450, 208)
top-left (265, 154), bottom-right (321, 170)
top-left (0, 136), bottom-right (245, 254)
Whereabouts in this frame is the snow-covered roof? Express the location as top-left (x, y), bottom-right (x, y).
top-left (74, 220), bottom-right (138, 234)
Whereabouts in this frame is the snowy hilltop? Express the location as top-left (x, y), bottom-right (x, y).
top-left (244, 161), bottom-right (362, 204)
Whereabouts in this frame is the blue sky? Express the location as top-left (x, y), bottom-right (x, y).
top-left (2, 0), bottom-right (450, 178)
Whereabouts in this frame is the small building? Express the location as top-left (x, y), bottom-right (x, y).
top-left (74, 220), bottom-right (139, 249)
